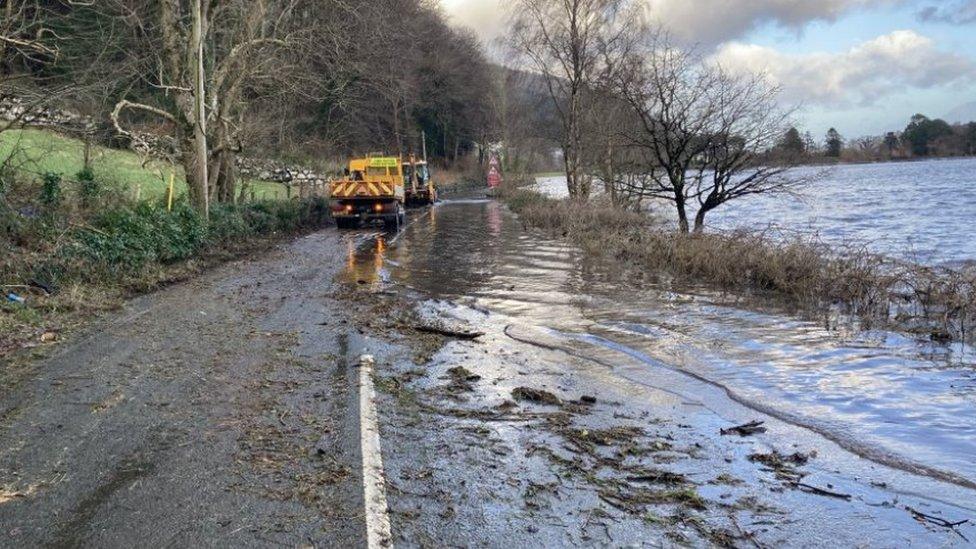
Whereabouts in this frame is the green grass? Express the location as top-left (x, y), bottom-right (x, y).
top-left (0, 128), bottom-right (289, 199)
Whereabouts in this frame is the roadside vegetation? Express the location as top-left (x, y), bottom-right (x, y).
top-left (501, 180), bottom-right (976, 343)
top-left (0, 152), bottom-right (330, 358)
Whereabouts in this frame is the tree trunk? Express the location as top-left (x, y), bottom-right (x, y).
top-left (190, 0), bottom-right (209, 218)
top-left (212, 149), bottom-right (237, 203)
top-left (675, 194), bottom-right (689, 233)
top-left (83, 130), bottom-right (92, 170)
top-left (182, 137), bottom-right (206, 208)
top-left (392, 97), bottom-right (402, 156)
top-left (693, 198), bottom-right (719, 233)
top-left (604, 138), bottom-right (615, 205)
top-left (238, 177), bottom-right (251, 203)
top-left (693, 208), bottom-right (707, 233)
top-left (565, 86), bottom-right (585, 200)
top-left (563, 148), bottom-right (577, 198)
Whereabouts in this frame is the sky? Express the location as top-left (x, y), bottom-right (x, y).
top-left (440, 0), bottom-right (976, 138)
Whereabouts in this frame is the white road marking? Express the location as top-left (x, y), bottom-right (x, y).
top-left (358, 354), bottom-right (393, 548)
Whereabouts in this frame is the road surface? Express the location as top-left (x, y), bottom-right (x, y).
top-left (2, 199), bottom-right (974, 547)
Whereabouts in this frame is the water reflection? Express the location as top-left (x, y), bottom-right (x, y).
top-left (340, 233), bottom-right (388, 287)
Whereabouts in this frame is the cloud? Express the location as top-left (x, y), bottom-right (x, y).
top-left (442, 0), bottom-right (905, 48)
top-left (440, 0), bottom-right (508, 45)
top-left (917, 0), bottom-right (976, 24)
top-left (712, 30), bottom-right (976, 107)
top-left (647, 0), bottom-right (900, 46)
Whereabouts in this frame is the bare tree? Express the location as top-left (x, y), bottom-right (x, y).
top-left (615, 32), bottom-right (810, 232)
top-left (1, 1), bottom-right (61, 135)
top-left (508, 0), bottom-right (643, 199)
top-left (108, 0), bottom-right (300, 216)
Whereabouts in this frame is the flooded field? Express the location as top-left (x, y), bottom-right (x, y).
top-left (537, 157), bottom-right (976, 264)
top-left (375, 199), bottom-right (976, 492)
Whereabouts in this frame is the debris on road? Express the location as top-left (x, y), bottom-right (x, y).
top-left (748, 450), bottom-right (812, 482)
top-left (439, 366), bottom-right (482, 397)
top-left (511, 386), bottom-right (561, 406)
top-left (447, 366), bottom-right (481, 383)
top-left (720, 420), bottom-right (767, 437)
top-left (748, 450), bottom-right (810, 468)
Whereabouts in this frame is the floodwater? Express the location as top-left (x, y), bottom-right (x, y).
top-left (380, 199), bottom-right (976, 493)
top-left (536, 157), bottom-right (976, 264)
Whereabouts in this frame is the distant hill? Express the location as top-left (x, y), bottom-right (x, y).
top-left (945, 101), bottom-right (976, 124)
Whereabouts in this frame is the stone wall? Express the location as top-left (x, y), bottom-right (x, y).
top-left (236, 157), bottom-right (329, 188)
top-left (0, 96), bottom-right (86, 130)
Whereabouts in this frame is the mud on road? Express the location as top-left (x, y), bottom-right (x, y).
top-left (2, 199), bottom-right (975, 548)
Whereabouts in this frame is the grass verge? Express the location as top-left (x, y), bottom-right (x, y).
top-left (498, 178), bottom-right (976, 343)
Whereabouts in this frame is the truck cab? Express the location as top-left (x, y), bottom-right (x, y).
top-left (330, 156), bottom-right (406, 229)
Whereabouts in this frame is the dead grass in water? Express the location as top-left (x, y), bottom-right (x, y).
top-left (500, 181), bottom-right (976, 343)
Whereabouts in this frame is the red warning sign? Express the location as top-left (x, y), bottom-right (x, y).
top-left (487, 155), bottom-right (502, 188)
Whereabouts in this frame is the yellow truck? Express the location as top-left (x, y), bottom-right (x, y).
top-left (330, 156), bottom-right (406, 230)
top-left (330, 155), bottom-right (436, 230)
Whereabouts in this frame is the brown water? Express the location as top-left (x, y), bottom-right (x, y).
top-left (360, 198), bottom-right (976, 491)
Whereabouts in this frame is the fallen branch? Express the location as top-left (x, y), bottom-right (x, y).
top-left (906, 505), bottom-right (969, 529)
top-left (412, 324), bottom-right (484, 340)
top-left (791, 481), bottom-right (851, 500)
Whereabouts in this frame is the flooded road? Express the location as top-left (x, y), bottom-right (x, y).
top-left (377, 198), bottom-right (976, 491)
top-left (335, 197), bottom-right (976, 545)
